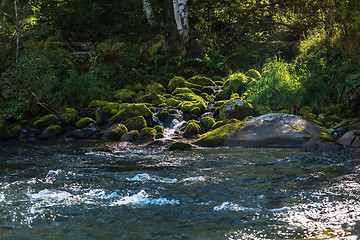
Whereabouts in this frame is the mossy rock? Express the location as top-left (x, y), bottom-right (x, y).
top-left (95, 108), bottom-right (104, 124)
top-left (114, 89), bottom-right (136, 102)
top-left (223, 72), bottom-right (248, 93)
top-left (9, 124), bottom-right (22, 136)
top-left (200, 117), bottom-right (215, 131)
top-left (146, 82), bottom-right (166, 94)
top-left (194, 121), bottom-right (247, 147)
top-left (230, 93), bottom-right (241, 101)
top-left (172, 87), bottom-right (193, 95)
top-left (167, 76), bottom-right (187, 92)
top-left (157, 111), bottom-right (170, 122)
top-left (76, 117), bottom-right (94, 128)
top-left (103, 102), bottom-right (125, 115)
top-left (298, 105), bottom-right (312, 116)
top-left (254, 105), bottom-right (273, 116)
top-left (316, 126), bottom-right (334, 142)
top-left (168, 141), bottom-right (193, 151)
top-left (212, 121), bottom-right (226, 129)
top-left (214, 101), bottom-right (226, 107)
top-left (201, 86), bottom-right (214, 95)
top-left (218, 100), bottom-right (253, 121)
top-left (190, 107), bottom-right (202, 116)
top-left (190, 88), bottom-right (202, 95)
top-left (139, 127), bottom-right (157, 142)
top-left (179, 101), bottom-right (206, 114)
top-left (88, 100), bottom-right (108, 108)
top-left (187, 75), bottom-right (216, 86)
top-left (176, 92), bottom-right (205, 103)
top-left (111, 104), bottom-right (153, 124)
top-left (245, 69), bottom-right (261, 80)
top-left (164, 98), bottom-right (181, 107)
top-left (59, 108), bottom-right (78, 124)
top-left (200, 93), bottom-right (213, 102)
top-left (183, 121), bottom-right (201, 138)
top-left (154, 125), bottom-right (164, 134)
top-left (302, 112), bottom-right (317, 121)
top-left (215, 89), bottom-right (231, 100)
top-left (123, 116), bottom-right (147, 131)
top-left (46, 124), bottom-right (62, 131)
top-left (33, 114), bottom-right (59, 129)
top-left (108, 124), bottom-right (128, 140)
top-left (229, 118), bottom-right (241, 124)
top-left (150, 94), bottom-right (166, 106)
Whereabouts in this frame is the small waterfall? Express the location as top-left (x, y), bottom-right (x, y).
top-left (163, 118), bottom-right (187, 140)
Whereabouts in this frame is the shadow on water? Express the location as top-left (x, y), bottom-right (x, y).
top-left (0, 140), bottom-right (359, 239)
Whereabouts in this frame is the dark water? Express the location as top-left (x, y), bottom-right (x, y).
top-left (0, 140), bottom-right (360, 239)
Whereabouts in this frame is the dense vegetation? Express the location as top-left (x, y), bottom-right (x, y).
top-left (1, 0), bottom-right (360, 121)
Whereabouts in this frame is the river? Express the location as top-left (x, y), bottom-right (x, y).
top-left (0, 140), bottom-right (359, 239)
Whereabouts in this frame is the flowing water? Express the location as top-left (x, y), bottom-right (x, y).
top-left (0, 140), bottom-right (360, 239)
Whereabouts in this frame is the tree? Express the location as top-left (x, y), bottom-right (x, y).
top-left (172, 0), bottom-right (188, 55)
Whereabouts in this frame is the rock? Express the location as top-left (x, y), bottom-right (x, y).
top-left (218, 100), bottom-right (253, 121)
top-left (0, 116), bottom-right (9, 141)
top-left (183, 121), bottom-right (201, 138)
top-left (167, 76), bottom-right (200, 92)
top-left (302, 137), bottom-right (345, 155)
top-left (223, 72), bottom-right (248, 93)
top-left (154, 125), bottom-right (164, 134)
top-left (76, 117), bottom-right (94, 128)
top-left (164, 98), bottom-right (181, 107)
top-left (33, 114), bottom-right (58, 129)
top-left (194, 121), bottom-right (247, 147)
top-left (337, 130), bottom-right (360, 149)
top-left (187, 76), bottom-right (216, 86)
top-left (168, 141), bottom-right (193, 151)
top-left (176, 92), bottom-right (206, 103)
top-left (111, 103), bottom-right (152, 124)
top-left (172, 87), bottom-right (193, 95)
top-left (245, 69), bottom-right (261, 79)
top-left (59, 108), bottom-right (77, 124)
top-left (120, 130), bottom-right (139, 142)
top-left (114, 89), bottom-right (136, 102)
top-left (71, 128), bottom-right (96, 139)
top-left (223, 113), bottom-right (321, 148)
top-left (146, 82), bottom-right (166, 94)
top-left (101, 124), bottom-right (126, 140)
top-left (200, 117), bottom-right (215, 131)
top-left (139, 127), bottom-right (157, 142)
top-left (40, 125), bottom-right (62, 140)
top-left (123, 116), bottom-right (147, 131)
top-left (179, 101), bottom-right (206, 114)
top-left (215, 89), bottom-right (231, 100)
top-left (108, 124), bottom-right (128, 140)
top-left (10, 124), bottom-right (22, 136)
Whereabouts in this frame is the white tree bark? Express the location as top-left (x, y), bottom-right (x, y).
top-left (14, 0), bottom-right (19, 64)
top-left (141, 0), bottom-right (155, 27)
top-left (172, 0), bottom-right (189, 55)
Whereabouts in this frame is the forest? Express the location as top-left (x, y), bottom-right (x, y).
top-left (0, 0), bottom-right (360, 134)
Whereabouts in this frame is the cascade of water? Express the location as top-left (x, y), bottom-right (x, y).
top-left (163, 118), bottom-right (187, 140)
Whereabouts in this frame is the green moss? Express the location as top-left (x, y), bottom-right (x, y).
top-left (303, 135), bottom-right (315, 141)
top-left (298, 105), bottom-right (312, 115)
top-left (194, 121), bottom-right (247, 147)
top-left (212, 121), bottom-right (226, 129)
top-left (111, 103), bottom-right (153, 124)
top-left (33, 114), bottom-right (59, 129)
top-left (215, 89), bottom-right (231, 100)
top-left (46, 125), bottom-right (62, 131)
top-left (146, 82), bottom-right (166, 93)
top-left (114, 89), bottom-right (136, 102)
top-left (254, 105), bottom-right (273, 116)
top-left (108, 124), bottom-right (128, 140)
top-left (10, 124), bottom-right (22, 136)
top-left (200, 117), bottom-right (215, 131)
top-left (214, 101), bottom-right (226, 107)
top-left (200, 93), bottom-right (213, 102)
top-left (229, 118), bottom-right (241, 124)
top-left (157, 111), bottom-right (170, 122)
top-left (245, 69), bottom-right (261, 80)
top-left (191, 88), bottom-right (202, 95)
top-left (172, 87), bottom-right (193, 95)
top-left (76, 117), bottom-right (94, 128)
top-left (187, 75), bottom-right (216, 86)
top-left (179, 101), bottom-right (206, 114)
top-left (190, 107), bottom-right (202, 116)
top-left (103, 102), bottom-right (124, 115)
top-left (290, 125), bottom-right (305, 131)
top-left (154, 125), bottom-right (164, 134)
top-left (223, 72), bottom-right (248, 93)
top-left (139, 127), bottom-right (157, 142)
top-left (302, 112), bottom-right (317, 121)
top-left (183, 121), bottom-right (201, 138)
top-left (168, 141), bottom-right (193, 151)
top-left (354, 130), bottom-right (360, 136)
top-left (95, 109), bottom-right (104, 124)
top-left (59, 108), bottom-right (78, 124)
top-left (316, 126), bottom-right (334, 142)
top-left (123, 116), bottom-right (147, 131)
top-left (176, 92), bottom-right (205, 103)
top-left (218, 100), bottom-right (253, 121)
top-left (164, 98), bottom-right (181, 107)
top-left (88, 100), bottom-right (108, 108)
top-left (167, 76), bottom-right (187, 92)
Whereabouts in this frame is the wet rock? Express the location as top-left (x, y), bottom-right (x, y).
top-left (224, 113), bottom-right (321, 148)
top-left (40, 125), bottom-right (62, 140)
top-left (168, 141), bottom-right (193, 151)
top-left (101, 124), bottom-right (125, 140)
top-left (218, 100), bottom-right (253, 121)
top-left (120, 130), bottom-right (139, 142)
top-left (71, 128), bottom-right (96, 139)
top-left (139, 127), bottom-right (157, 142)
top-left (337, 131), bottom-right (356, 147)
top-left (302, 137), bottom-right (345, 155)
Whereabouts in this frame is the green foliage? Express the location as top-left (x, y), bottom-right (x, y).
top-left (248, 56), bottom-right (303, 111)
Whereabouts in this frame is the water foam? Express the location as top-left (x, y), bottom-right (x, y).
top-left (214, 202), bottom-right (255, 212)
top-left (126, 173), bottom-right (178, 183)
top-left (110, 190), bottom-right (180, 207)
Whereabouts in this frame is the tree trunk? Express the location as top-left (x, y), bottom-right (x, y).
top-left (172, 0), bottom-right (189, 56)
top-left (14, 0), bottom-right (19, 64)
top-left (141, 0), bottom-right (155, 27)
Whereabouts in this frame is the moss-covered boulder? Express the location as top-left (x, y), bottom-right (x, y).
top-left (168, 141), bottom-right (193, 151)
top-left (187, 76), bottom-right (216, 86)
top-left (10, 124), bottom-right (22, 136)
top-left (164, 98), bottom-right (181, 107)
top-left (316, 126), bottom-right (334, 142)
top-left (176, 92), bottom-right (206, 103)
top-left (88, 100), bottom-right (108, 108)
top-left (33, 114), bottom-right (59, 129)
top-left (108, 124), bottom-right (128, 140)
top-left (123, 116), bottom-right (147, 131)
top-left (103, 102), bottom-right (125, 115)
top-left (215, 89), bottom-right (231, 100)
top-left (114, 89), bottom-right (136, 102)
top-left (157, 111), bottom-right (170, 122)
top-left (146, 82), bottom-right (166, 94)
top-left (167, 76), bottom-right (201, 93)
top-left (223, 72), bottom-right (248, 94)
top-left (201, 86), bottom-right (214, 95)
top-left (194, 122), bottom-right (247, 147)
top-left (200, 93), bottom-right (213, 102)
top-left (59, 108), bottom-right (78, 124)
top-left (183, 121), bottom-right (201, 138)
top-left (76, 117), bottom-right (94, 128)
top-left (172, 87), bottom-right (193, 95)
top-left (254, 105), bottom-right (273, 116)
top-left (179, 101), bottom-right (206, 114)
top-left (212, 121), bottom-right (226, 129)
top-left (95, 109), bottom-right (104, 124)
top-left (0, 116), bottom-right (8, 141)
top-left (245, 69), bottom-right (261, 80)
top-left (200, 117), bottom-right (216, 131)
top-left (120, 130), bottom-right (139, 142)
top-left (219, 100), bottom-right (253, 121)
top-left (139, 127), bottom-right (157, 142)
top-left (111, 104), bottom-right (153, 124)
top-left (154, 125), bottom-right (164, 134)
top-left (40, 125), bottom-right (63, 140)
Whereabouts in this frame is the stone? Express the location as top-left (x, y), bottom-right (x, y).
top-left (71, 128), bottom-right (96, 139)
top-left (223, 113), bottom-right (322, 148)
top-left (168, 141), bottom-right (193, 151)
top-left (218, 100), bottom-right (253, 121)
top-left (187, 76), bottom-right (216, 86)
top-left (76, 117), bottom-right (94, 128)
top-left (139, 127), bottom-right (157, 142)
top-left (183, 121), bottom-right (201, 138)
top-left (114, 89), bottom-right (136, 102)
top-left (101, 124), bottom-right (127, 140)
top-left (40, 125), bottom-right (62, 140)
top-left (302, 137), bottom-right (345, 155)
top-left (200, 117), bottom-right (215, 131)
top-left (33, 114), bottom-right (58, 129)
top-left (120, 130), bottom-right (139, 142)
top-left (123, 116), bottom-right (147, 131)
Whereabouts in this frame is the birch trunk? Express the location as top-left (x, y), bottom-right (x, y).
top-left (172, 0), bottom-right (189, 55)
top-left (14, 0), bottom-right (19, 64)
top-left (141, 0), bottom-right (155, 27)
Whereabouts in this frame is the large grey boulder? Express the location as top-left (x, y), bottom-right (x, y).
top-left (224, 113), bottom-right (321, 148)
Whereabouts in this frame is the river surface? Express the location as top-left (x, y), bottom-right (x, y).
top-left (0, 140), bottom-right (360, 239)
